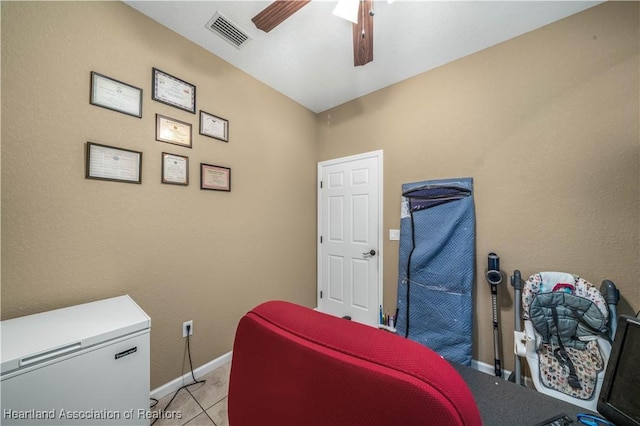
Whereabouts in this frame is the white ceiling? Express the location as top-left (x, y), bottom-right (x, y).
top-left (124, 0), bottom-right (602, 113)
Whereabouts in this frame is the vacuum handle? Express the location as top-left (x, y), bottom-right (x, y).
top-left (511, 270), bottom-right (523, 290)
top-left (486, 253), bottom-right (503, 285)
top-left (600, 280), bottom-right (620, 305)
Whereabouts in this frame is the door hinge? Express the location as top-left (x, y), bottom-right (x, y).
top-left (320, 236), bottom-right (323, 243)
top-left (320, 181), bottom-right (323, 188)
top-left (320, 291), bottom-right (323, 299)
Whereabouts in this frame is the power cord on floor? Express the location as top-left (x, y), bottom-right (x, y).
top-left (150, 327), bottom-right (213, 425)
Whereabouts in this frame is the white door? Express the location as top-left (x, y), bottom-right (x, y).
top-left (317, 150), bottom-right (382, 326)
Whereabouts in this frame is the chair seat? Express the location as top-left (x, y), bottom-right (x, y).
top-left (537, 340), bottom-right (604, 400)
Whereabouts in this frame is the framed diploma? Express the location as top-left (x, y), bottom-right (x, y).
top-left (90, 71), bottom-right (142, 118)
top-left (162, 153), bottom-right (189, 186)
top-left (85, 142), bottom-right (142, 184)
top-left (152, 67), bottom-right (196, 113)
top-left (156, 114), bottom-right (193, 148)
top-left (199, 110), bottom-right (229, 142)
top-left (200, 163), bottom-right (231, 192)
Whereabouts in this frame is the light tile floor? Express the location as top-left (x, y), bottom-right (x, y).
top-left (151, 362), bottom-right (230, 426)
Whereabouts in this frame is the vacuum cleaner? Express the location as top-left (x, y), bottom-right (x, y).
top-left (486, 253), bottom-right (503, 378)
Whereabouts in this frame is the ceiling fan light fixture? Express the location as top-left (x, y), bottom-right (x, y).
top-left (333, 0), bottom-right (360, 24)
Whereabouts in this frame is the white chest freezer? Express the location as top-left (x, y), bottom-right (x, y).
top-left (1, 295), bottom-right (151, 425)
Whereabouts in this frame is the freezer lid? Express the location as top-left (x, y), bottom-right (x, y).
top-left (1, 295), bottom-right (150, 375)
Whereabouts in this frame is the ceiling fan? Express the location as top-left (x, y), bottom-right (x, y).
top-left (251, 0), bottom-right (374, 66)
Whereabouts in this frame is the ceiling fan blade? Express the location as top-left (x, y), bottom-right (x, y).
top-left (353, 0), bottom-right (373, 66)
top-left (252, 0), bottom-right (311, 33)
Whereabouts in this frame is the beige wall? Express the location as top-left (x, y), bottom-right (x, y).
top-left (1, 2), bottom-right (318, 389)
top-left (317, 1), bottom-right (639, 367)
top-left (2, 0), bottom-right (638, 390)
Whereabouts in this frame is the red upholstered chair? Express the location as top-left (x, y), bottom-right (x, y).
top-left (228, 300), bottom-right (482, 426)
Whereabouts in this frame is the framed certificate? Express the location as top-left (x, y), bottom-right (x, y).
top-left (90, 71), bottom-right (142, 118)
top-left (156, 114), bottom-right (192, 148)
top-left (200, 163), bottom-right (231, 192)
top-left (86, 142), bottom-right (142, 184)
top-left (162, 153), bottom-right (189, 186)
top-left (199, 110), bottom-right (229, 142)
top-left (152, 68), bottom-right (196, 113)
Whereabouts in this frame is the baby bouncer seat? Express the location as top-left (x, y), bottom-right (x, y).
top-left (512, 271), bottom-right (619, 411)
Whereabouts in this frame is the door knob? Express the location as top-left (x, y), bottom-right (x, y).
top-left (363, 249), bottom-right (376, 256)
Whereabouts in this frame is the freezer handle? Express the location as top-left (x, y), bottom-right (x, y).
top-left (20, 342), bottom-right (82, 367)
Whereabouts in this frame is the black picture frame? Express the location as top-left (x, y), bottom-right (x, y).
top-left (152, 68), bottom-right (196, 114)
top-left (90, 71), bottom-right (142, 118)
top-left (155, 114), bottom-right (193, 148)
top-left (161, 152), bottom-right (189, 186)
top-left (199, 110), bottom-right (229, 142)
top-left (85, 142), bottom-right (142, 184)
top-left (200, 163), bottom-right (231, 192)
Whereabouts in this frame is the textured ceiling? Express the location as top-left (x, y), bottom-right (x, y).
top-left (125, 1), bottom-right (602, 113)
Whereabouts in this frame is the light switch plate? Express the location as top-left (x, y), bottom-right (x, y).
top-left (389, 229), bottom-right (400, 240)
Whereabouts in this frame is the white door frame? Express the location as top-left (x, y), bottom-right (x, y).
top-left (316, 150), bottom-right (383, 326)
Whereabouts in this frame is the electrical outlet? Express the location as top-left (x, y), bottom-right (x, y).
top-left (182, 320), bottom-right (193, 338)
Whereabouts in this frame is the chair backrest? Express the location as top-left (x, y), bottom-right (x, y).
top-left (228, 300), bottom-right (482, 426)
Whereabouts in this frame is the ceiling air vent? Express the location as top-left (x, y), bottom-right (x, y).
top-left (206, 11), bottom-right (251, 49)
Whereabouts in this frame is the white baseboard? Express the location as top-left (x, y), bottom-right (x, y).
top-left (472, 359), bottom-right (518, 381)
top-left (472, 359), bottom-right (534, 387)
top-left (150, 351), bottom-right (232, 400)
top-left (471, 359), bottom-right (510, 377)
